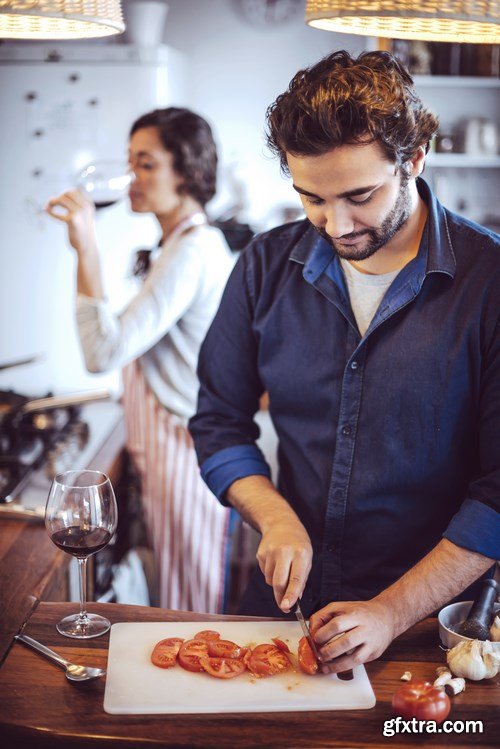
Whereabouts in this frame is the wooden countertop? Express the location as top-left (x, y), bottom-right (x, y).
top-left (0, 409), bottom-right (126, 665)
top-left (0, 602), bottom-right (498, 749)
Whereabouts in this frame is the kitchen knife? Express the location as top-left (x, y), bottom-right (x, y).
top-left (294, 601), bottom-right (325, 666)
top-left (295, 601), bottom-right (353, 680)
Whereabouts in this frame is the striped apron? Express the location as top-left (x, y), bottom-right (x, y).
top-left (122, 359), bottom-right (230, 614)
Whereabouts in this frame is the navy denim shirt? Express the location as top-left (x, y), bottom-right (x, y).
top-left (189, 179), bottom-right (500, 617)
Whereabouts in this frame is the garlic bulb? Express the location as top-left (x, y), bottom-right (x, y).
top-left (447, 639), bottom-right (500, 681)
top-left (490, 615), bottom-right (500, 642)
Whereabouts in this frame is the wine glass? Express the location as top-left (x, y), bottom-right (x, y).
top-left (76, 160), bottom-right (132, 210)
top-left (45, 470), bottom-right (118, 639)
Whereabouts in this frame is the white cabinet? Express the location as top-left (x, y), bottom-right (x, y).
top-left (413, 75), bottom-right (500, 228)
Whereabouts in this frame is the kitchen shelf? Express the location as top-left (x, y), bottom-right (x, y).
top-left (414, 75), bottom-right (500, 88)
top-left (426, 154), bottom-right (500, 168)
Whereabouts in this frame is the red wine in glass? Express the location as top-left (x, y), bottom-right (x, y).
top-left (45, 470), bottom-right (118, 639)
top-left (76, 161), bottom-right (131, 210)
top-left (50, 526), bottom-right (113, 557)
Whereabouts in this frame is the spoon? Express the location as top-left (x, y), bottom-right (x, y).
top-left (15, 633), bottom-right (106, 682)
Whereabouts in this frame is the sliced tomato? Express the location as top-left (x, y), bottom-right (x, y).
top-left (298, 635), bottom-right (319, 675)
top-left (178, 639), bottom-right (209, 672)
top-left (242, 648), bottom-right (252, 669)
top-left (151, 637), bottom-right (184, 669)
top-left (193, 629), bottom-right (221, 642)
top-left (200, 656), bottom-right (246, 679)
top-left (248, 643), bottom-right (291, 677)
top-left (272, 637), bottom-right (291, 653)
top-left (207, 639), bottom-right (242, 659)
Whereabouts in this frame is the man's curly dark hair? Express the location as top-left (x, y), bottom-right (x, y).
top-left (266, 50), bottom-right (439, 174)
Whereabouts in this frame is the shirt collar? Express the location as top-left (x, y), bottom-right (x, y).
top-left (288, 177), bottom-right (456, 282)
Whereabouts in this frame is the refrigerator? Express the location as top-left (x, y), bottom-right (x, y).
top-left (0, 43), bottom-right (187, 397)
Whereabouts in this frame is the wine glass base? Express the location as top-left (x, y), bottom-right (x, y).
top-left (56, 613), bottom-right (111, 639)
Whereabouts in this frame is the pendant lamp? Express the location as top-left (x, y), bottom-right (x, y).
top-left (305, 1), bottom-right (500, 43)
top-left (0, 0), bottom-right (125, 39)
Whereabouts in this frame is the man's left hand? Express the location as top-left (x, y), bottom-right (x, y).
top-left (309, 599), bottom-right (396, 673)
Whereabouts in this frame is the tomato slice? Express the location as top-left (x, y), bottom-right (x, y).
top-left (298, 635), bottom-right (319, 675)
top-left (248, 643), bottom-right (291, 677)
top-left (151, 637), bottom-right (184, 669)
top-left (207, 639), bottom-right (242, 659)
top-left (392, 680), bottom-right (451, 723)
top-left (272, 637), bottom-right (291, 653)
top-left (178, 639), bottom-right (209, 672)
top-left (193, 630), bottom-right (221, 642)
top-left (200, 656), bottom-right (246, 679)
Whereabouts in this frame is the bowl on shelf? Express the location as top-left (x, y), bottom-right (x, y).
top-left (438, 601), bottom-right (500, 650)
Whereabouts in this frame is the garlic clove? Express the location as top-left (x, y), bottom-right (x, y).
top-left (444, 677), bottom-right (466, 696)
top-left (400, 671), bottom-right (412, 681)
top-left (434, 668), bottom-right (452, 687)
top-left (436, 665), bottom-right (451, 675)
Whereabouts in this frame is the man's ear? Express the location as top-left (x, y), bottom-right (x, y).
top-left (407, 146), bottom-right (426, 178)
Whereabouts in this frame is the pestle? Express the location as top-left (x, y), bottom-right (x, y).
top-left (456, 579), bottom-right (499, 640)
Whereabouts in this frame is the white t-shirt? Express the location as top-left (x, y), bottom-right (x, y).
top-left (76, 221), bottom-right (235, 420)
top-left (340, 258), bottom-right (400, 337)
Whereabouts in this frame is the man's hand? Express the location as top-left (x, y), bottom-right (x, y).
top-left (257, 517), bottom-right (312, 613)
top-left (309, 599), bottom-right (395, 673)
top-left (45, 189), bottom-right (97, 255)
top-left (226, 475), bottom-right (313, 614)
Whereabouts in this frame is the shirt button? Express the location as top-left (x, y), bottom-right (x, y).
top-left (350, 360), bottom-right (358, 370)
top-left (327, 545), bottom-right (335, 553)
top-left (341, 425), bottom-right (352, 436)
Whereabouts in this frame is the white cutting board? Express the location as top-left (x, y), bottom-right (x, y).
top-left (104, 621), bottom-right (376, 714)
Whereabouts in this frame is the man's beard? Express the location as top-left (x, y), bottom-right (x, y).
top-left (314, 173), bottom-right (412, 261)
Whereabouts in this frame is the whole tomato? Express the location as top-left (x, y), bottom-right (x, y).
top-left (392, 680), bottom-right (451, 724)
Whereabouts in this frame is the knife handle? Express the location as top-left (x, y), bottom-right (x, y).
top-left (336, 669), bottom-right (354, 680)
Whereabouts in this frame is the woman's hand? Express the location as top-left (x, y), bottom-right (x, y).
top-left (309, 599), bottom-right (396, 673)
top-left (257, 517), bottom-right (313, 613)
top-left (45, 189), bottom-right (97, 255)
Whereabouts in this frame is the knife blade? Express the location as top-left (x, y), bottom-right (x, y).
top-left (294, 601), bottom-right (353, 680)
top-left (294, 601), bottom-right (324, 666)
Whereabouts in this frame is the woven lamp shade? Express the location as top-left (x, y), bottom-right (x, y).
top-left (0, 0), bottom-right (125, 38)
top-left (305, 1), bottom-right (500, 43)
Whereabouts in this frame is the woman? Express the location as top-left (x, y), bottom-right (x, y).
top-left (46, 108), bottom-right (235, 613)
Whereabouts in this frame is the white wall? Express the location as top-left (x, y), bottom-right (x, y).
top-left (159, 0), bottom-right (366, 229)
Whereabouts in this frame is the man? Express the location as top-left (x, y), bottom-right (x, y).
top-left (189, 51), bottom-right (499, 672)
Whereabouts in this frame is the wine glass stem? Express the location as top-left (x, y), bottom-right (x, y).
top-left (77, 557), bottom-right (88, 621)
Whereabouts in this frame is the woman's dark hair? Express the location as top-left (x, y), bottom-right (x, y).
top-left (130, 107), bottom-right (218, 206)
top-left (266, 50), bottom-right (439, 173)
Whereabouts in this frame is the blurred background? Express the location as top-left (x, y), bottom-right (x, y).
top-left (0, 0), bottom-right (498, 398)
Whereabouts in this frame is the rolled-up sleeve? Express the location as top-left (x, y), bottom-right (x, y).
top-left (443, 301), bottom-right (500, 560)
top-left (189, 247), bottom-right (271, 503)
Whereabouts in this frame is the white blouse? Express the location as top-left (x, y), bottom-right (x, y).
top-left (76, 219), bottom-right (235, 421)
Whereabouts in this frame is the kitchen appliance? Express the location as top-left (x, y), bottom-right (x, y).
top-left (0, 43), bottom-right (186, 397)
top-left (0, 390), bottom-right (98, 504)
top-left (0, 395), bottom-right (122, 509)
top-left (104, 620), bottom-right (376, 714)
top-left (0, 389), bottom-right (112, 504)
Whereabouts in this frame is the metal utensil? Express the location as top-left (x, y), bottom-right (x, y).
top-left (0, 354), bottom-right (43, 371)
top-left (15, 633), bottom-right (106, 682)
top-left (294, 601), bottom-right (324, 664)
top-left (294, 602), bottom-right (353, 680)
